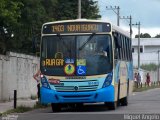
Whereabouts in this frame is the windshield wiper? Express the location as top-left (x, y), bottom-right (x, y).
top-left (56, 33), bottom-right (72, 58)
top-left (57, 33), bottom-right (70, 50)
top-left (78, 33), bottom-right (95, 51)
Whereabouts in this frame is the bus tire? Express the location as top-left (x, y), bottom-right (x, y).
top-left (120, 96), bottom-right (128, 106)
top-left (105, 102), bottom-right (117, 110)
top-left (76, 103), bottom-right (83, 109)
top-left (51, 103), bottom-right (61, 112)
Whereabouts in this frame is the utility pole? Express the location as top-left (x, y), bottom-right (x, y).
top-left (138, 22), bottom-right (140, 71)
top-left (78, 0), bottom-right (81, 19)
top-left (129, 15), bottom-right (132, 39)
top-left (120, 15), bottom-right (132, 39)
top-left (158, 50), bottom-right (160, 82)
top-left (132, 22), bottom-right (141, 71)
top-left (106, 6), bottom-right (120, 26)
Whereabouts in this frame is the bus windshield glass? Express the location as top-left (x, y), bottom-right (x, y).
top-left (41, 34), bottom-right (112, 76)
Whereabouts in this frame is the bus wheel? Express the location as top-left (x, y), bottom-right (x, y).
top-left (51, 103), bottom-right (61, 112)
top-left (75, 103), bottom-right (83, 110)
top-left (120, 96), bottom-right (128, 106)
top-left (105, 102), bottom-right (117, 110)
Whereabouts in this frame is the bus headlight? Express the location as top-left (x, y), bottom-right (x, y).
top-left (102, 73), bottom-right (113, 88)
top-left (41, 75), bottom-right (51, 89)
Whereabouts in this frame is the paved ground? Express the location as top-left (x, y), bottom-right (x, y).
top-left (1, 88), bottom-right (160, 120)
top-left (0, 99), bottom-right (37, 113)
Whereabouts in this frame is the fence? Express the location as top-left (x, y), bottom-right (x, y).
top-left (134, 69), bottom-right (160, 89)
top-left (134, 81), bottom-right (160, 88)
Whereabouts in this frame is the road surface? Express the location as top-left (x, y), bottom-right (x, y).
top-left (3, 88), bottom-right (160, 120)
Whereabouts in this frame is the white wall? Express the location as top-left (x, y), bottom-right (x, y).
top-left (134, 69), bottom-right (158, 83)
top-left (132, 38), bottom-right (160, 67)
top-left (133, 52), bottom-right (158, 67)
top-left (0, 52), bottom-right (39, 101)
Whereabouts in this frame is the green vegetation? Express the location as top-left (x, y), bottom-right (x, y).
top-left (133, 82), bottom-right (160, 92)
top-left (141, 63), bottom-right (158, 71)
top-left (0, 103), bottom-right (49, 116)
top-left (30, 95), bottom-right (37, 100)
top-left (33, 102), bottom-right (49, 109)
top-left (135, 33), bottom-right (151, 38)
top-left (133, 85), bottom-right (160, 92)
top-left (155, 34), bottom-right (160, 38)
top-left (1, 106), bottom-right (32, 116)
top-left (135, 33), bottom-right (160, 38)
top-left (0, 0), bottom-right (101, 54)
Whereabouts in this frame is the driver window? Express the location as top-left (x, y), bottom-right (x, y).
top-left (96, 36), bottom-right (109, 57)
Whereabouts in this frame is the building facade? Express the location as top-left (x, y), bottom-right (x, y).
top-left (132, 38), bottom-right (160, 67)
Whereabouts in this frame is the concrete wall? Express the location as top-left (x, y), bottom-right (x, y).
top-left (0, 52), bottom-right (39, 101)
top-left (133, 52), bottom-right (158, 67)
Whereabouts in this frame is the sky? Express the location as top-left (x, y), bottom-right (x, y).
top-left (96, 0), bottom-right (160, 37)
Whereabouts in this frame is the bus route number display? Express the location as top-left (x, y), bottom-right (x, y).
top-left (43, 22), bottom-right (111, 34)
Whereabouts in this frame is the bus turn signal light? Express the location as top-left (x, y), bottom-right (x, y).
top-left (48, 79), bottom-right (60, 84)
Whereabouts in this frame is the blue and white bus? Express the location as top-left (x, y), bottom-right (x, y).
top-left (39, 19), bottom-right (133, 111)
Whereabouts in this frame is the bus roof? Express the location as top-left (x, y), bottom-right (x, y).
top-left (43, 19), bottom-right (130, 37)
top-left (112, 24), bottom-right (130, 38)
top-left (43, 19), bottom-right (111, 25)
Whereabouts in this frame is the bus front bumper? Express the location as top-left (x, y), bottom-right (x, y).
top-left (40, 85), bottom-right (114, 104)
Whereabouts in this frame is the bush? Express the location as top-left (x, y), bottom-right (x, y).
top-left (141, 63), bottom-right (158, 71)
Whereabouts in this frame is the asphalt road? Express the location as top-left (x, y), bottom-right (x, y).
top-left (5, 88), bottom-right (160, 120)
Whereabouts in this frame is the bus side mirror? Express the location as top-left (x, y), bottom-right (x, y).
top-left (32, 34), bottom-right (41, 56)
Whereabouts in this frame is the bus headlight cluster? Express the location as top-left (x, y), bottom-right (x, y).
top-left (102, 73), bottom-right (113, 88)
top-left (41, 76), bottom-right (51, 89)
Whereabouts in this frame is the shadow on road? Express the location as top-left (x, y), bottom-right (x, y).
top-left (47, 103), bottom-right (121, 113)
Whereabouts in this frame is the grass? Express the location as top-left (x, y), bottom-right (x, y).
top-left (30, 95), bottom-right (37, 100)
top-left (0, 102), bottom-right (50, 116)
top-left (0, 106), bottom-right (32, 116)
top-left (33, 102), bottom-right (49, 109)
top-left (133, 85), bottom-right (160, 92)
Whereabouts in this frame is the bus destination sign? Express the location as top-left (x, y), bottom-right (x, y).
top-left (42, 22), bottom-right (111, 34)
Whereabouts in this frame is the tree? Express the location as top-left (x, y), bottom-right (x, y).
top-left (53, 0), bottom-right (101, 20)
top-left (0, 0), bottom-right (22, 26)
top-left (0, 0), bottom-right (101, 54)
top-left (18, 0), bottom-right (101, 54)
top-left (155, 34), bottom-right (160, 38)
top-left (135, 33), bottom-right (151, 38)
top-left (0, 0), bottom-right (23, 54)
top-left (143, 33), bottom-right (151, 38)
top-left (141, 63), bottom-right (158, 71)
top-left (13, 0), bottom-right (48, 53)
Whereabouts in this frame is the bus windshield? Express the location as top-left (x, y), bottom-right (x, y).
top-left (41, 34), bottom-right (113, 76)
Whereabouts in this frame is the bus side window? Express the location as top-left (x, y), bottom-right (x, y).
top-left (119, 34), bottom-right (123, 60)
top-left (126, 38), bottom-right (130, 61)
top-left (113, 36), bottom-right (118, 59)
top-left (113, 33), bottom-right (121, 60)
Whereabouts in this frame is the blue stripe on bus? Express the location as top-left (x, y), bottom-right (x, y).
top-left (127, 62), bottom-right (133, 80)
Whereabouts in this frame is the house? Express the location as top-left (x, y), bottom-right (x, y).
top-left (132, 38), bottom-right (160, 67)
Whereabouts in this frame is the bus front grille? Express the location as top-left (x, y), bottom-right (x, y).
top-left (53, 80), bottom-right (99, 92)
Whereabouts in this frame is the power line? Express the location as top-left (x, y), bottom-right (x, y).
top-left (106, 6), bottom-right (120, 26)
